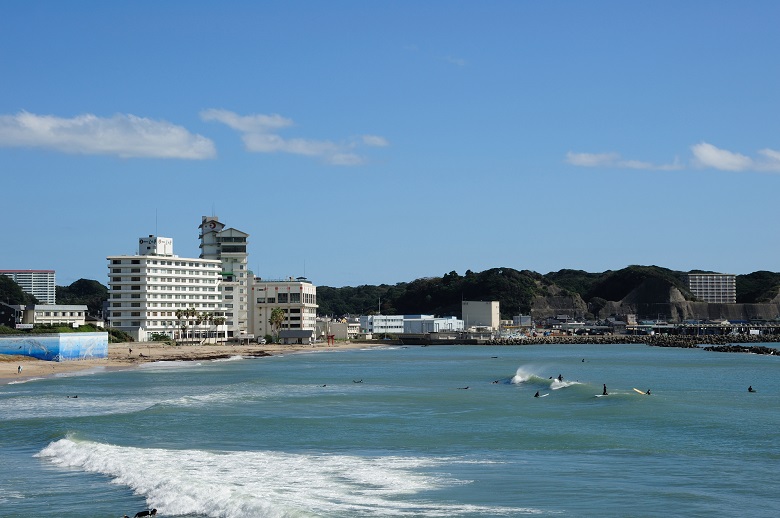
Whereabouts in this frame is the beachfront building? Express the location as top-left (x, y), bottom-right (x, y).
top-left (107, 236), bottom-right (224, 342)
top-left (199, 216), bottom-right (250, 338)
top-left (359, 314), bottom-right (404, 335)
top-left (687, 273), bottom-right (737, 304)
top-left (19, 305), bottom-right (88, 327)
top-left (403, 315), bottom-right (464, 334)
top-left (0, 270), bottom-right (56, 304)
top-left (250, 276), bottom-right (318, 339)
top-left (462, 300), bottom-right (500, 330)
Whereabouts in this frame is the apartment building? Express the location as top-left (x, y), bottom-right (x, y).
top-left (199, 216), bottom-right (250, 337)
top-left (687, 273), bottom-right (737, 304)
top-left (107, 236), bottom-right (223, 341)
top-left (1, 270), bottom-right (56, 304)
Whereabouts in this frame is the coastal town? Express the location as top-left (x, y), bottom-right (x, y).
top-left (2, 213), bottom-right (780, 375)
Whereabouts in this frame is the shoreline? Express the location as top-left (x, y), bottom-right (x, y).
top-left (0, 341), bottom-right (381, 386)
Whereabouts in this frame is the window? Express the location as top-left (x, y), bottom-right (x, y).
top-left (278, 293), bottom-right (288, 303)
top-left (290, 293), bottom-right (301, 303)
top-left (131, 260), bottom-right (140, 264)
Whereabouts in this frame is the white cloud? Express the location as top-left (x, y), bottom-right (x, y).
top-left (0, 111), bottom-right (215, 159)
top-left (568, 142), bottom-right (780, 174)
top-left (199, 108), bottom-right (292, 133)
top-left (691, 142), bottom-right (753, 171)
top-left (361, 135), bottom-right (389, 147)
top-left (565, 151), bottom-right (680, 171)
top-left (203, 109), bottom-right (386, 166)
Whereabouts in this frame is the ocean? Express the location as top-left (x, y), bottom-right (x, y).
top-left (1, 343), bottom-right (778, 517)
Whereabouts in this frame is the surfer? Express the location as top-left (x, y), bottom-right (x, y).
top-left (557, 374), bottom-right (563, 382)
top-left (646, 389), bottom-right (651, 395)
top-left (748, 386), bottom-right (756, 393)
top-left (602, 384), bottom-right (608, 396)
top-left (534, 391), bottom-right (540, 398)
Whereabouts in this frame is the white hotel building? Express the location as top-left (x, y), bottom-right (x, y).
top-left (107, 236), bottom-right (223, 342)
top-left (108, 216), bottom-right (319, 343)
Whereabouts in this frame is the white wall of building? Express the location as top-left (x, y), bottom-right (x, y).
top-left (404, 316), bottom-right (464, 334)
top-left (359, 314), bottom-right (404, 334)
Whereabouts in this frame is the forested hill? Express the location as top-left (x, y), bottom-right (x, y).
top-left (6, 266), bottom-right (780, 320)
top-left (317, 266), bottom-right (780, 318)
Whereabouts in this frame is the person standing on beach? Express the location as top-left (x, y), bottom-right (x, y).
top-left (17, 365), bottom-right (22, 374)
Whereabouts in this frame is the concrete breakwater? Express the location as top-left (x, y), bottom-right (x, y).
top-left (486, 334), bottom-right (780, 354)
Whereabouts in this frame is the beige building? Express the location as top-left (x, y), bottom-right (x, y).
top-left (250, 276), bottom-right (318, 339)
top-left (462, 300), bottom-right (500, 330)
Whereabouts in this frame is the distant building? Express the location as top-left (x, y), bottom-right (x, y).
top-left (20, 305), bottom-right (88, 327)
top-left (462, 300), bottom-right (500, 330)
top-left (360, 314), bottom-right (404, 335)
top-left (107, 235), bottom-right (224, 341)
top-left (403, 315), bottom-right (464, 334)
top-left (250, 276), bottom-right (318, 339)
top-left (687, 273), bottom-right (736, 304)
top-left (1, 270), bottom-right (56, 304)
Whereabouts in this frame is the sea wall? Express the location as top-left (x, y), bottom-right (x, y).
top-left (0, 333), bottom-right (108, 361)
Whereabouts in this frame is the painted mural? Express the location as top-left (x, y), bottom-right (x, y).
top-left (0, 333), bottom-right (108, 361)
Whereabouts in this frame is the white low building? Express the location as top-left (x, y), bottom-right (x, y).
top-left (403, 315), bottom-right (464, 334)
top-left (19, 305), bottom-right (88, 327)
top-left (359, 314), bottom-right (404, 335)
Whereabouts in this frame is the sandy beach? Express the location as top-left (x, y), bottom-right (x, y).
top-left (0, 341), bottom-right (377, 385)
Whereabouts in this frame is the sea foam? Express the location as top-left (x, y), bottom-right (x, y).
top-left (37, 437), bottom-right (537, 517)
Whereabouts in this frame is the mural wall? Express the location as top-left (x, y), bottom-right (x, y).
top-left (0, 333), bottom-right (108, 361)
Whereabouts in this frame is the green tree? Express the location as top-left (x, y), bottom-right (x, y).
top-left (0, 275), bottom-right (38, 305)
top-left (269, 307), bottom-right (285, 342)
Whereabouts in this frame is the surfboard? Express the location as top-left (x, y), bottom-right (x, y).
top-left (539, 393), bottom-right (549, 398)
top-left (633, 388), bottom-right (649, 395)
top-left (595, 394), bottom-right (609, 397)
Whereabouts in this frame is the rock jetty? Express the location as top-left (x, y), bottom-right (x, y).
top-left (485, 334), bottom-right (780, 355)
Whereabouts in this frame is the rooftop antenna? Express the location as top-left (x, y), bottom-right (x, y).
top-left (155, 208), bottom-right (158, 236)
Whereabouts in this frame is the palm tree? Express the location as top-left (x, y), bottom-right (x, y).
top-left (194, 310), bottom-right (205, 343)
top-left (202, 312), bottom-right (213, 344)
top-left (175, 308), bottom-right (186, 342)
top-left (269, 307), bottom-right (285, 343)
top-left (213, 316), bottom-right (226, 343)
top-left (187, 307), bottom-right (197, 342)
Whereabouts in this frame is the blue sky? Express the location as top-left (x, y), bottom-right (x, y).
top-left (2, 1), bottom-right (779, 288)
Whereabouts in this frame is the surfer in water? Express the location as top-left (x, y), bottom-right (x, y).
top-left (557, 374), bottom-right (563, 382)
top-left (748, 386), bottom-right (756, 393)
top-left (602, 384), bottom-right (608, 396)
top-left (534, 391), bottom-right (540, 398)
top-left (646, 389), bottom-right (651, 395)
